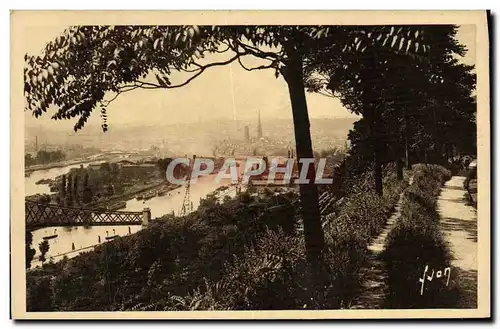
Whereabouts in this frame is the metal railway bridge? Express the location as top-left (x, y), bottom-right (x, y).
top-left (25, 201), bottom-right (150, 230)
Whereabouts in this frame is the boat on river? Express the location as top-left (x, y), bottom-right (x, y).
top-left (105, 229), bottom-right (119, 240)
top-left (142, 191), bottom-right (156, 200)
top-left (42, 234), bottom-right (58, 240)
top-left (105, 235), bottom-right (119, 240)
top-left (43, 229), bottom-right (58, 240)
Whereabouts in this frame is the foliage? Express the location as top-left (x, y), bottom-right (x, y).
top-left (25, 230), bottom-right (36, 269)
top-left (156, 157), bottom-right (188, 179)
top-left (383, 164), bottom-right (455, 308)
top-left (38, 240), bottom-right (50, 264)
top-left (55, 161), bottom-right (158, 205)
top-left (82, 172), bottom-right (92, 204)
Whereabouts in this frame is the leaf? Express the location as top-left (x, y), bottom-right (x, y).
top-left (390, 35), bottom-right (398, 48)
top-left (398, 37), bottom-right (405, 51)
top-left (153, 38), bottom-right (161, 50)
top-left (107, 60), bottom-right (117, 69)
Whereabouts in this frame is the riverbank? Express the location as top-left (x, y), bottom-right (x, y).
top-left (25, 158), bottom-right (98, 174)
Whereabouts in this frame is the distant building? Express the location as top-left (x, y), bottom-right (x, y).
top-left (257, 110), bottom-right (263, 140)
top-left (244, 125), bottom-right (250, 142)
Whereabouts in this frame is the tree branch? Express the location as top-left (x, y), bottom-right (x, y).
top-left (135, 54), bottom-right (243, 90)
top-left (235, 41), bottom-right (280, 61)
top-left (101, 85), bottom-right (141, 107)
top-left (237, 56), bottom-right (275, 72)
top-left (99, 54), bottom-right (246, 107)
top-left (317, 90), bottom-right (336, 98)
top-left (214, 43), bottom-right (231, 53)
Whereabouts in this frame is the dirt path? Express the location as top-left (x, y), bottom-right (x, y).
top-left (437, 176), bottom-right (477, 308)
top-left (350, 178), bottom-right (412, 309)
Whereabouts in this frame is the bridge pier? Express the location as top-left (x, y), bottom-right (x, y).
top-left (142, 208), bottom-right (151, 227)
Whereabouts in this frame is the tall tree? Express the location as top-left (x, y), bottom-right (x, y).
top-left (38, 240), bottom-right (50, 264)
top-left (73, 175), bottom-right (79, 205)
top-left (25, 230), bottom-right (36, 269)
top-left (66, 174), bottom-right (73, 206)
top-left (59, 174), bottom-right (66, 205)
top-left (82, 172), bottom-right (93, 204)
top-left (25, 153), bottom-right (34, 167)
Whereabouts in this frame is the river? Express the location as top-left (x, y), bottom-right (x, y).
top-left (26, 161), bottom-right (244, 269)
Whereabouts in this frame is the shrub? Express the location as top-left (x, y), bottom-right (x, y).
top-left (320, 167), bottom-right (409, 307)
top-left (383, 164), bottom-right (456, 308)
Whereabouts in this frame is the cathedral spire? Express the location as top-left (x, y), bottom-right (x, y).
top-left (257, 110), bottom-right (263, 139)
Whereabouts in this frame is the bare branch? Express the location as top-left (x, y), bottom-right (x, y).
top-left (101, 85), bottom-right (141, 107)
top-left (135, 54), bottom-right (243, 90)
top-left (214, 43), bottom-right (231, 53)
top-left (317, 90), bottom-right (336, 98)
top-left (131, 81), bottom-right (163, 89)
top-left (191, 61), bottom-right (203, 68)
top-left (237, 56), bottom-right (274, 72)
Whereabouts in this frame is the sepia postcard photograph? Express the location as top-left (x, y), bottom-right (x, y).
top-left (10, 10), bottom-right (490, 320)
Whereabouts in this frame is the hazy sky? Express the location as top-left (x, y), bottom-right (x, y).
top-left (23, 24), bottom-right (476, 131)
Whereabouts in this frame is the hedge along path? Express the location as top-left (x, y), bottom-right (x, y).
top-left (350, 175), bottom-right (414, 309)
top-left (437, 176), bottom-right (477, 308)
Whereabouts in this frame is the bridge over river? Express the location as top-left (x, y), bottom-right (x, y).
top-left (25, 201), bottom-right (150, 230)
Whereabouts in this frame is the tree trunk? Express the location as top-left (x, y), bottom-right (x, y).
top-left (282, 50), bottom-right (325, 272)
top-left (362, 50), bottom-right (383, 196)
top-left (404, 108), bottom-right (411, 170)
top-left (396, 156), bottom-right (404, 181)
top-left (363, 96), bottom-right (383, 196)
top-left (372, 114), bottom-right (383, 196)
